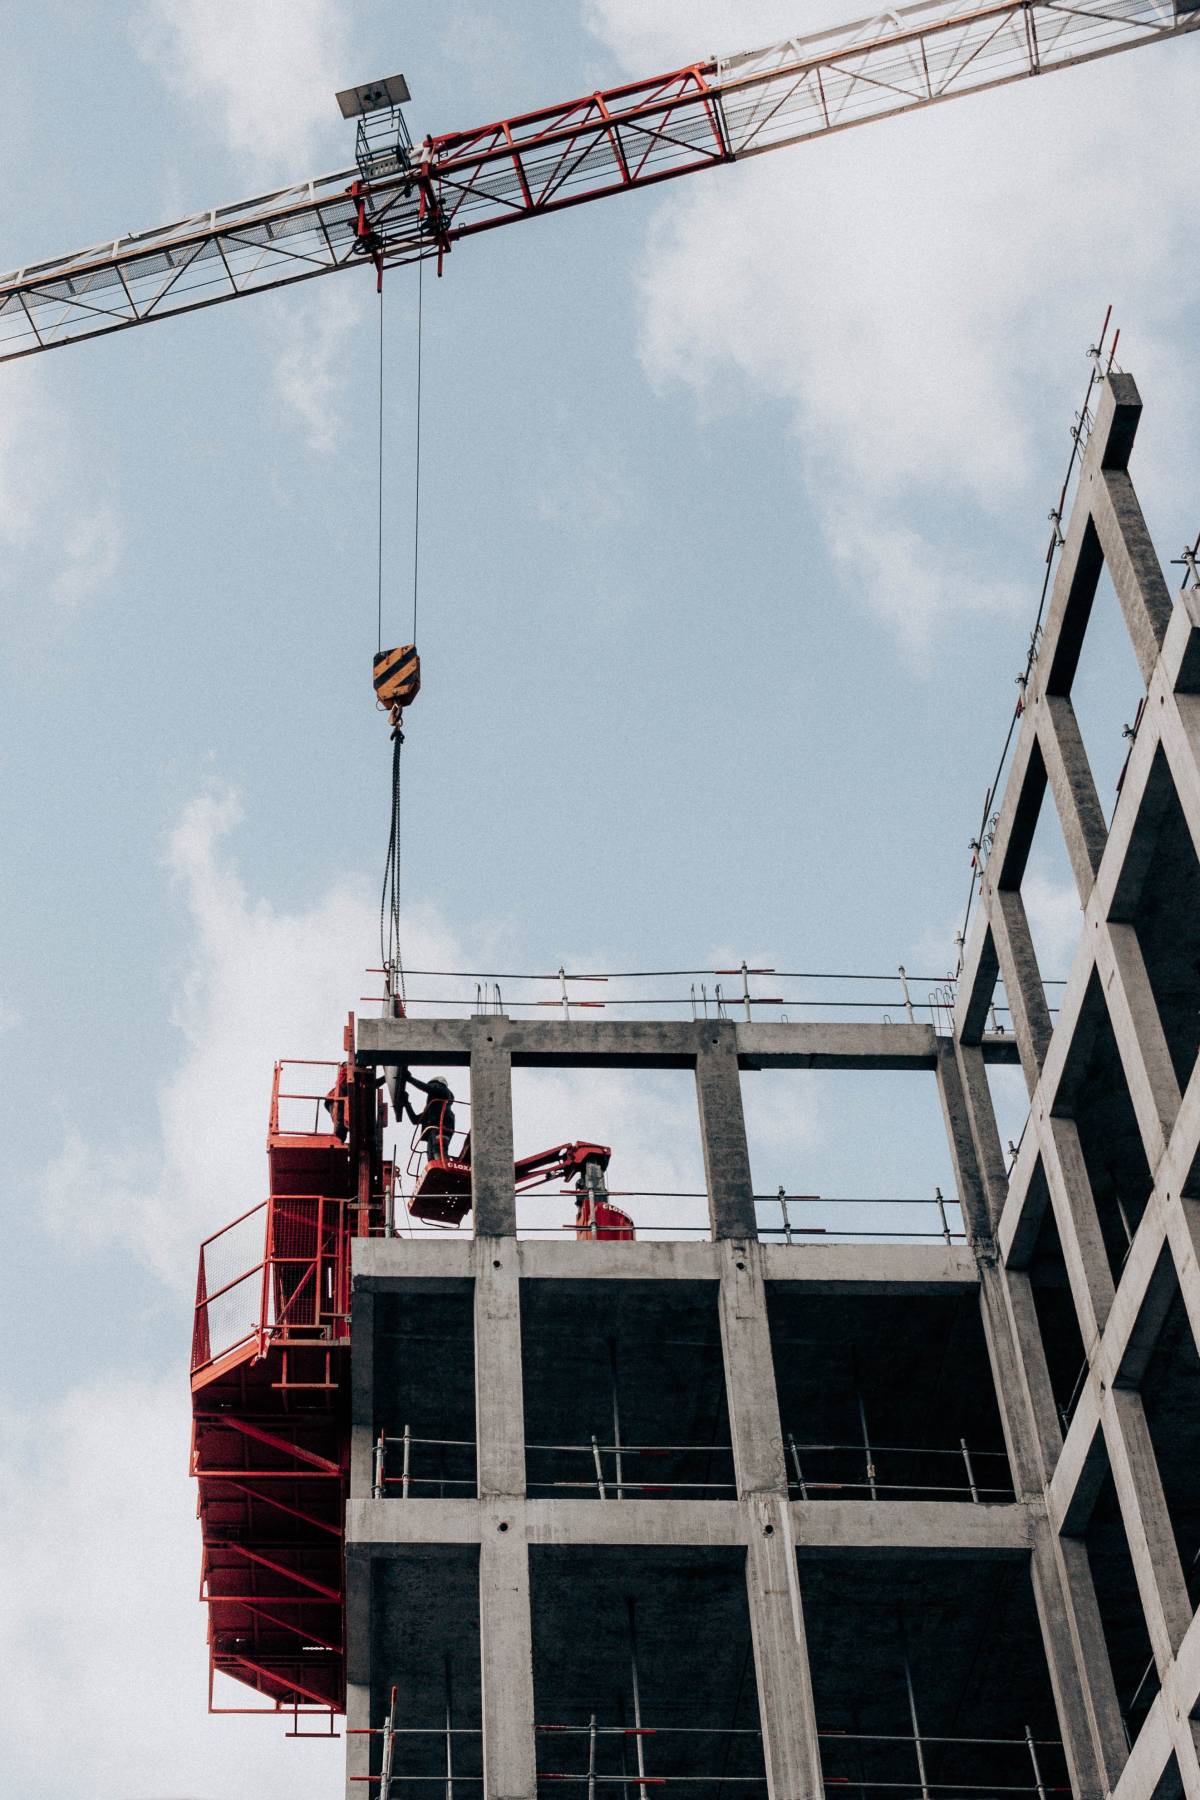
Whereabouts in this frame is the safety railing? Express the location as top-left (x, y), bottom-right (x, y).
top-left (818, 1725), bottom-right (1068, 1796)
top-left (387, 1190), bottom-right (969, 1244)
top-left (365, 962), bottom-right (1067, 1030)
top-left (515, 1192), bottom-right (709, 1243)
top-left (270, 1057), bottom-right (344, 1137)
top-left (349, 1684), bottom-right (483, 1789)
top-left (755, 1190), bottom-right (966, 1245)
top-left (192, 1193), bottom-right (351, 1376)
top-left (533, 1724), bottom-right (1066, 1792)
top-left (372, 1429), bottom-right (478, 1500)
top-left (784, 1435), bottom-right (1013, 1504)
top-left (527, 1439), bottom-right (734, 1501)
top-left (352, 1700), bottom-right (1064, 1793)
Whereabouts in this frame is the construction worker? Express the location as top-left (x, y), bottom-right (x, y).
top-left (401, 1071), bottom-right (455, 1163)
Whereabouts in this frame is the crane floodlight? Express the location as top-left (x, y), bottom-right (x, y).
top-left (335, 73), bottom-right (411, 120)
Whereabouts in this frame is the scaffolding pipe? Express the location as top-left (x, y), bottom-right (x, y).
top-left (609, 1338), bottom-right (625, 1501)
top-left (787, 1432), bottom-right (809, 1500)
top-left (903, 1642), bottom-right (931, 1800)
top-left (402, 1422), bottom-right (411, 1500)
top-left (960, 1437), bottom-right (980, 1504)
top-left (898, 965), bottom-right (916, 1024)
top-left (591, 1433), bottom-right (608, 1500)
top-left (934, 1187), bottom-right (951, 1247)
top-left (1025, 1724), bottom-right (1046, 1800)
top-left (588, 1714), bottom-right (598, 1800)
top-left (855, 1369), bottom-right (878, 1501)
top-left (380, 1684), bottom-right (398, 1800)
top-left (373, 1429), bottom-right (386, 1500)
top-left (628, 1600), bottom-right (649, 1800)
top-left (444, 1657), bottom-right (454, 1800)
top-left (779, 1187), bottom-right (793, 1245)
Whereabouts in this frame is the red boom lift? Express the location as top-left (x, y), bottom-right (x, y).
top-left (190, 1022), bottom-right (632, 1722)
top-left (407, 1112), bottom-right (635, 1240)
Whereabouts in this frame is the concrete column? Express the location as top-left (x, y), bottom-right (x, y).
top-left (344, 1550), bottom-right (373, 1799)
top-left (990, 887), bottom-right (1053, 1093)
top-left (1041, 1116), bottom-right (1115, 1345)
top-left (474, 1236), bottom-right (525, 1500)
top-left (470, 1019), bottom-right (516, 1237)
top-left (718, 1240), bottom-right (822, 1797)
top-left (745, 1498), bottom-right (825, 1800)
top-left (718, 1239), bottom-right (787, 1495)
top-left (479, 1517), bottom-right (537, 1800)
top-left (1037, 694), bottom-right (1107, 900)
top-left (1102, 1387), bottom-right (1193, 1669)
top-left (350, 1283), bottom-right (375, 1499)
top-left (1098, 921), bottom-right (1181, 1171)
top-left (695, 1023), bottom-right (757, 1239)
top-left (1030, 1530), bottom-right (1129, 1798)
top-left (935, 1039), bottom-right (996, 1244)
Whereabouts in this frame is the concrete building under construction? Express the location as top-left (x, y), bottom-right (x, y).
top-left (188, 367), bottom-right (1200, 1799)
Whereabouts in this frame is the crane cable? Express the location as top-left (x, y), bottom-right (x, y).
top-left (378, 262), bottom-right (425, 1012)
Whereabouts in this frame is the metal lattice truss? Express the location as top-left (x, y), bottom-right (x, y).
top-left (952, 372), bottom-right (1200, 1797)
top-left (0, 0), bottom-right (1196, 361)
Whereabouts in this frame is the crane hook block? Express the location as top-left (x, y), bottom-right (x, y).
top-left (373, 644), bottom-right (421, 722)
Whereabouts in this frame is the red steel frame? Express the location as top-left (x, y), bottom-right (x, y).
top-left (191, 1026), bottom-right (388, 1720)
top-left (359, 61), bottom-right (731, 276)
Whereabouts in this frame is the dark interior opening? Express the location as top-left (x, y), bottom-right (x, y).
top-left (1027, 1171), bottom-right (1089, 1428)
top-left (1082, 1460), bottom-right (1159, 1742)
top-left (530, 1546), bottom-right (765, 1796)
top-left (1125, 750), bottom-right (1200, 1095)
top-left (1056, 972), bottom-right (1154, 1282)
top-left (1138, 1268), bottom-right (1200, 1614)
top-left (801, 1551), bottom-right (1066, 1796)
top-left (373, 1282), bottom-right (477, 1498)
top-left (521, 1279), bottom-right (732, 1499)
top-left (767, 1287), bottom-right (1012, 1502)
top-left (369, 1546), bottom-right (483, 1790)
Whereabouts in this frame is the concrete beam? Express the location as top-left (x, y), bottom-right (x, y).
top-left (346, 1495), bottom-right (1034, 1554)
top-left (737, 1020), bottom-right (937, 1069)
top-left (353, 1234), bottom-right (980, 1288)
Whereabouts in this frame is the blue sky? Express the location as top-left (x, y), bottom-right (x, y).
top-left (1, 3), bottom-right (1197, 1795)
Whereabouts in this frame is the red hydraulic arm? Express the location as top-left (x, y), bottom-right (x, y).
top-left (0, 1), bottom-right (1195, 361)
top-left (513, 1139), bottom-right (612, 1191)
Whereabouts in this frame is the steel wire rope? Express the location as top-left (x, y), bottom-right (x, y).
top-left (377, 261), bottom-right (427, 1011)
top-left (376, 280), bottom-right (385, 653)
top-left (412, 253), bottom-right (424, 645)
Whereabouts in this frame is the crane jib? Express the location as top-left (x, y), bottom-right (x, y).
top-left (0, 0), bottom-right (1195, 361)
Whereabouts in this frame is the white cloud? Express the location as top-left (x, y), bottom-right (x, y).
top-left (52, 501), bottom-right (124, 610)
top-left (586, 0), bottom-right (814, 70)
top-left (0, 364), bottom-right (123, 616)
top-left (586, 2), bottom-right (1200, 659)
top-left (40, 786), bottom-right (468, 1284)
top-left (132, 0), bottom-right (352, 178)
top-left (267, 278), bottom-right (366, 454)
top-left (0, 1373), bottom-right (338, 1800)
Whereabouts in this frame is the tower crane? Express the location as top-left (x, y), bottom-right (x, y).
top-left (0, 0), bottom-right (1196, 362)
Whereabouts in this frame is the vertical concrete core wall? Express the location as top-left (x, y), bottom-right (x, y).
top-left (348, 371), bottom-right (1200, 1800)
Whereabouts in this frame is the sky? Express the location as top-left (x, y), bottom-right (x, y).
top-left (1, 2), bottom-right (1197, 1795)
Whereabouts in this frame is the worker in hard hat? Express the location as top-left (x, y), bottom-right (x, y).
top-left (401, 1071), bottom-right (456, 1163)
